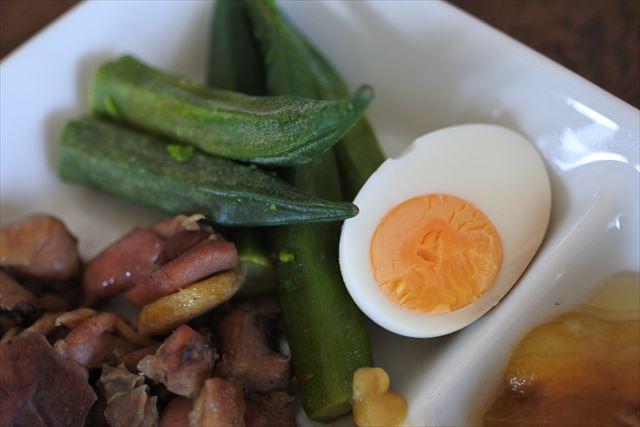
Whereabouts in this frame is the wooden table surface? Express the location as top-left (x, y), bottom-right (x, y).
top-left (1, 0), bottom-right (638, 108)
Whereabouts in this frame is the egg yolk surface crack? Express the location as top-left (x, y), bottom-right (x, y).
top-left (370, 194), bottom-right (503, 312)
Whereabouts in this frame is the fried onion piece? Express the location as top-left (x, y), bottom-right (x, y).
top-left (137, 269), bottom-right (243, 336)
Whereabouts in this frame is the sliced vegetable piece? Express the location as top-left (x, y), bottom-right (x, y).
top-left (246, 0), bottom-right (385, 200)
top-left (137, 270), bottom-right (244, 336)
top-left (246, 0), bottom-right (373, 420)
top-left (208, 0), bottom-right (265, 95)
top-left (91, 55), bottom-right (372, 166)
top-left (58, 117), bottom-right (359, 225)
top-left (271, 159), bottom-right (372, 420)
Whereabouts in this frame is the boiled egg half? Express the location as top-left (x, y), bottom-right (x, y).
top-left (339, 124), bottom-right (551, 337)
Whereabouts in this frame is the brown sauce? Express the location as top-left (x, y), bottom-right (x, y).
top-left (484, 273), bottom-right (640, 427)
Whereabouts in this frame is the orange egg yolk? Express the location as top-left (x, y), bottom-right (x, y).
top-left (370, 194), bottom-right (503, 313)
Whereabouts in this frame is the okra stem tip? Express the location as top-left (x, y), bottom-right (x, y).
top-left (353, 85), bottom-right (375, 111)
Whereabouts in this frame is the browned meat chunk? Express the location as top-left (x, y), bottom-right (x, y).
top-left (0, 334), bottom-right (96, 427)
top-left (0, 215), bottom-right (81, 282)
top-left (244, 392), bottom-right (296, 427)
top-left (83, 228), bottom-right (165, 304)
top-left (118, 344), bottom-right (161, 372)
top-left (159, 397), bottom-right (192, 427)
top-left (138, 325), bottom-right (214, 398)
top-left (190, 377), bottom-right (246, 427)
top-left (215, 300), bottom-right (290, 392)
top-left (38, 292), bottom-right (68, 312)
top-left (56, 312), bottom-right (150, 369)
top-left (0, 270), bottom-right (38, 311)
top-left (150, 214), bottom-right (204, 239)
top-left (163, 229), bottom-right (211, 261)
top-left (0, 270), bottom-right (38, 324)
top-left (125, 239), bottom-right (239, 307)
top-left (17, 312), bottom-right (59, 338)
top-left (136, 325), bottom-right (211, 392)
top-left (98, 364), bottom-right (158, 427)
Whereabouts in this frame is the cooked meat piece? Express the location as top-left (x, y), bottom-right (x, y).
top-left (0, 270), bottom-right (38, 311)
top-left (0, 215), bottom-right (81, 282)
top-left (125, 238), bottom-right (238, 307)
top-left (55, 307), bottom-right (98, 328)
top-left (118, 344), bottom-right (161, 372)
top-left (18, 312), bottom-right (60, 337)
top-left (100, 364), bottom-right (145, 399)
top-left (0, 325), bottom-right (19, 342)
top-left (85, 395), bottom-right (109, 427)
top-left (0, 334), bottom-right (96, 427)
top-left (215, 300), bottom-right (290, 392)
top-left (83, 228), bottom-right (165, 304)
top-left (0, 270), bottom-right (38, 324)
top-left (56, 312), bottom-right (150, 369)
top-left (99, 364), bottom-right (158, 427)
top-left (163, 229), bottom-right (211, 261)
top-left (0, 316), bottom-right (14, 337)
top-left (138, 325), bottom-right (214, 398)
top-left (159, 397), bottom-right (192, 427)
top-left (244, 392), bottom-right (296, 427)
top-left (38, 292), bottom-right (68, 312)
top-left (150, 214), bottom-right (204, 239)
top-left (190, 377), bottom-right (245, 427)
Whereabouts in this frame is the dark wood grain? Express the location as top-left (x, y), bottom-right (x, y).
top-left (0, 0), bottom-right (77, 58)
top-left (1, 0), bottom-right (638, 107)
top-left (450, 0), bottom-right (640, 108)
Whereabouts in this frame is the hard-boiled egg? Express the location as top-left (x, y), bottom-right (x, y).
top-left (339, 124), bottom-right (551, 337)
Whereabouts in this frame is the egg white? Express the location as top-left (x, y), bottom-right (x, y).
top-left (339, 124), bottom-right (551, 337)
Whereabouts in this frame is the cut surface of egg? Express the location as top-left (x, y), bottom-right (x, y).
top-left (339, 124), bottom-right (552, 337)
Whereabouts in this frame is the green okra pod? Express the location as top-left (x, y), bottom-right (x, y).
top-left (91, 55), bottom-right (373, 166)
top-left (245, 0), bottom-right (374, 420)
top-left (246, 0), bottom-right (386, 200)
top-left (58, 117), bottom-right (358, 226)
top-left (208, 0), bottom-right (265, 95)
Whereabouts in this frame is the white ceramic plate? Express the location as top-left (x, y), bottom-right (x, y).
top-left (1, 1), bottom-right (638, 426)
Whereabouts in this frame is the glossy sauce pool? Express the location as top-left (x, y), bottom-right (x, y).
top-left (483, 272), bottom-right (640, 427)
